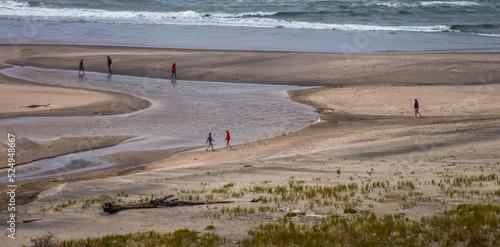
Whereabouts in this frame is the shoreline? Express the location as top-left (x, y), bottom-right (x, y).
top-left (2, 20), bottom-right (500, 53)
top-left (0, 44), bottom-right (500, 246)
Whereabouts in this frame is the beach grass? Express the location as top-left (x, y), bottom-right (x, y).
top-left (31, 204), bottom-right (500, 247)
top-left (243, 204), bottom-right (500, 247)
top-left (32, 171), bottom-right (500, 246)
top-left (49, 229), bottom-right (224, 247)
top-left (25, 145), bottom-right (500, 246)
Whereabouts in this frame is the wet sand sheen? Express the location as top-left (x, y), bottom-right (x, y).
top-left (0, 66), bottom-right (319, 181)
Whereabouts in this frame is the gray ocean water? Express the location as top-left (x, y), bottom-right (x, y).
top-left (1, 0), bottom-right (499, 52)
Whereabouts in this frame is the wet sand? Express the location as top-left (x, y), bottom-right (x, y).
top-left (0, 66), bottom-right (318, 183)
top-left (0, 45), bottom-right (499, 246)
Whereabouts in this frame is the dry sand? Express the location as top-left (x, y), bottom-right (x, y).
top-left (0, 45), bottom-right (499, 246)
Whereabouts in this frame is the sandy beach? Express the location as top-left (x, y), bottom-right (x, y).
top-left (1, 44), bottom-right (500, 246)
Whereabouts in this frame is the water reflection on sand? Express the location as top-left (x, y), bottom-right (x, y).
top-left (0, 67), bottom-right (319, 182)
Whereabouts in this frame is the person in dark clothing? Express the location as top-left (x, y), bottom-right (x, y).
top-left (206, 133), bottom-right (214, 151)
top-left (107, 56), bottom-right (112, 74)
top-left (79, 59), bottom-right (85, 76)
top-left (414, 99), bottom-right (422, 118)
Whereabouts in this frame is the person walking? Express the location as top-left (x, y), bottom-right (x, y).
top-left (414, 99), bottom-right (422, 118)
top-left (107, 56), bottom-right (112, 74)
top-left (171, 62), bottom-right (177, 79)
top-left (225, 130), bottom-right (232, 150)
top-left (206, 133), bottom-right (214, 151)
top-left (79, 59), bottom-right (85, 76)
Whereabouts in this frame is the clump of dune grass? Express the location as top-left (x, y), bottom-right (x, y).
top-left (31, 231), bottom-right (56, 247)
top-left (343, 208), bottom-right (357, 214)
top-left (54, 229), bottom-right (223, 247)
top-left (243, 204), bottom-right (500, 247)
top-left (284, 212), bottom-right (298, 218)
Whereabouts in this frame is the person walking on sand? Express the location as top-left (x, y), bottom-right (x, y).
top-left (171, 62), bottom-right (177, 79)
top-left (414, 99), bottom-right (422, 118)
top-left (79, 59), bottom-right (85, 76)
top-left (225, 130), bottom-right (232, 150)
top-left (107, 56), bottom-right (112, 74)
top-left (206, 133), bottom-right (214, 151)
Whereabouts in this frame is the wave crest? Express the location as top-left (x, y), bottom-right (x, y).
top-left (368, 1), bottom-right (480, 8)
top-left (0, 0), bottom-right (494, 35)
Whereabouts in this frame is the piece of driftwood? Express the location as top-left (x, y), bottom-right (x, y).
top-left (102, 194), bottom-right (233, 214)
top-left (23, 218), bottom-right (43, 223)
top-left (25, 104), bottom-right (52, 108)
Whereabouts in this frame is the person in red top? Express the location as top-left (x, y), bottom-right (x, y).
top-left (171, 63), bottom-right (177, 79)
top-left (225, 130), bottom-right (232, 150)
top-left (414, 99), bottom-right (422, 118)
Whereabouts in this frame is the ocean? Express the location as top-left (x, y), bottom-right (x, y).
top-left (1, 0), bottom-right (499, 52)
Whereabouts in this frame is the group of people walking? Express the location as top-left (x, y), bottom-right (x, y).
top-left (78, 57), bottom-right (422, 154)
top-left (78, 56), bottom-right (176, 79)
top-left (77, 57), bottom-right (234, 152)
top-left (206, 130), bottom-right (232, 151)
top-left (78, 57), bottom-right (112, 76)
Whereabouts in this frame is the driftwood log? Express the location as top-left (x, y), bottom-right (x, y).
top-left (102, 194), bottom-right (233, 214)
top-left (22, 218), bottom-right (43, 223)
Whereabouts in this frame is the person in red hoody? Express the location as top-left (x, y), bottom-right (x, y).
top-left (171, 63), bottom-right (177, 79)
top-left (414, 99), bottom-right (422, 118)
top-left (225, 130), bottom-right (232, 150)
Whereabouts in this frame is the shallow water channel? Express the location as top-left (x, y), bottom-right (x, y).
top-left (0, 66), bottom-right (319, 182)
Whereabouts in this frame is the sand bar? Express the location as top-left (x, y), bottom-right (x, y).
top-left (3, 44), bottom-right (499, 86)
